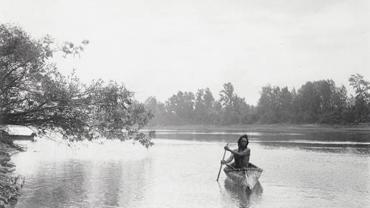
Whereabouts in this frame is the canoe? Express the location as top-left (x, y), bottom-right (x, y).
top-left (223, 163), bottom-right (263, 191)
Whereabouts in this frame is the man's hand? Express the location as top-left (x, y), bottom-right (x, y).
top-left (221, 160), bottom-right (227, 164)
top-left (224, 145), bottom-right (230, 151)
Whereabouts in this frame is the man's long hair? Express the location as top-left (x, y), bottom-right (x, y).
top-left (237, 134), bottom-right (249, 151)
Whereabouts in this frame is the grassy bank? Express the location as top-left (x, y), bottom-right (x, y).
top-left (0, 142), bottom-right (25, 208)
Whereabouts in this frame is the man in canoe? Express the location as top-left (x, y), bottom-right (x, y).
top-left (221, 134), bottom-right (250, 170)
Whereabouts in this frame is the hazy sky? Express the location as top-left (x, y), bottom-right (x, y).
top-left (1, 0), bottom-right (369, 104)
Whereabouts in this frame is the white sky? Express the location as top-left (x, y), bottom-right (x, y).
top-left (1, 0), bottom-right (369, 104)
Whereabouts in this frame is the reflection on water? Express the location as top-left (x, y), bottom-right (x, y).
top-left (155, 129), bottom-right (370, 144)
top-left (12, 130), bottom-right (370, 208)
top-left (16, 159), bottom-right (152, 208)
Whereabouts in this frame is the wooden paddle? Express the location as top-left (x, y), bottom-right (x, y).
top-left (216, 143), bottom-right (228, 181)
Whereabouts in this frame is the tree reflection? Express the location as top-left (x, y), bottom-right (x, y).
top-left (19, 160), bottom-right (89, 208)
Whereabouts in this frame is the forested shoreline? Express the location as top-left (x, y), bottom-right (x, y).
top-left (1, 23), bottom-right (370, 140)
top-left (144, 76), bottom-right (370, 126)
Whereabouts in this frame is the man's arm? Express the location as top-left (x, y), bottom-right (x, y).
top-left (225, 146), bottom-right (250, 157)
top-left (221, 154), bottom-right (234, 164)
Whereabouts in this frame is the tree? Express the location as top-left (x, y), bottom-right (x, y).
top-left (219, 83), bottom-right (251, 124)
top-left (348, 74), bottom-right (370, 122)
top-left (0, 24), bottom-right (80, 129)
top-left (219, 83), bottom-right (234, 108)
top-left (279, 87), bottom-right (294, 122)
top-left (0, 24), bottom-right (153, 146)
top-left (194, 89), bottom-right (207, 124)
top-left (88, 80), bottom-right (153, 139)
top-left (194, 88), bottom-right (217, 124)
top-left (165, 91), bottom-right (195, 124)
top-left (144, 97), bottom-right (168, 125)
top-left (291, 80), bottom-right (350, 123)
top-left (257, 85), bottom-right (286, 123)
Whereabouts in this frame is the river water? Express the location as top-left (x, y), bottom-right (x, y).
top-left (12, 129), bottom-right (370, 208)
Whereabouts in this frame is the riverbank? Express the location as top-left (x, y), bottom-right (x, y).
top-left (0, 142), bottom-right (25, 208)
top-left (146, 123), bottom-right (370, 133)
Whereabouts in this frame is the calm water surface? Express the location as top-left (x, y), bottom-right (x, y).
top-left (12, 130), bottom-right (370, 208)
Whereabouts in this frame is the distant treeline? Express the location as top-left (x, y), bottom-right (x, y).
top-left (145, 75), bottom-right (370, 125)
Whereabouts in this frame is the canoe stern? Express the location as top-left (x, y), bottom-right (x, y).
top-left (224, 163), bottom-right (263, 190)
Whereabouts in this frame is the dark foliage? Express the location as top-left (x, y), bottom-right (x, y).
top-left (0, 24), bottom-right (153, 146)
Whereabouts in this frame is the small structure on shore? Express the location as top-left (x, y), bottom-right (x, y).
top-left (0, 125), bottom-right (36, 143)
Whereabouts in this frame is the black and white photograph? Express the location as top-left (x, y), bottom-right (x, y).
top-left (0, 0), bottom-right (369, 208)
